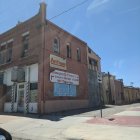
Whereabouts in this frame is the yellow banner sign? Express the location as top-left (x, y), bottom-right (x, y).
top-left (50, 54), bottom-right (66, 70)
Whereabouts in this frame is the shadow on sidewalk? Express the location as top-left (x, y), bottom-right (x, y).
top-left (0, 105), bottom-right (111, 122)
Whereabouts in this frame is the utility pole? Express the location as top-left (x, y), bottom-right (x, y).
top-left (108, 72), bottom-right (112, 104)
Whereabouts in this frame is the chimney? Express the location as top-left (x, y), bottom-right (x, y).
top-left (39, 2), bottom-right (47, 22)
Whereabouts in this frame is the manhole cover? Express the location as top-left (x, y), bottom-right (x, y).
top-left (108, 118), bottom-right (115, 121)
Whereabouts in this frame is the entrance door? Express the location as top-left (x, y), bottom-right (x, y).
top-left (17, 83), bottom-right (25, 112)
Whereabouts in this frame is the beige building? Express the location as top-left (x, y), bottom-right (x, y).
top-left (102, 72), bottom-right (124, 105)
top-left (124, 86), bottom-right (140, 104)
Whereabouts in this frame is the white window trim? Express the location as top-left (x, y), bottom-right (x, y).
top-left (7, 39), bottom-right (14, 43)
top-left (0, 42), bottom-right (6, 46)
top-left (22, 31), bottom-right (30, 37)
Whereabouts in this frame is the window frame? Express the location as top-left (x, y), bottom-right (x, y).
top-left (77, 47), bottom-right (81, 62)
top-left (21, 32), bottom-right (29, 58)
top-left (0, 39), bottom-right (13, 65)
top-left (53, 37), bottom-right (60, 54)
top-left (66, 43), bottom-right (72, 58)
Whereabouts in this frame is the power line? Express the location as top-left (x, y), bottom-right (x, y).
top-left (48, 0), bottom-right (89, 21)
top-left (0, 0), bottom-right (89, 25)
top-left (0, 0), bottom-right (89, 33)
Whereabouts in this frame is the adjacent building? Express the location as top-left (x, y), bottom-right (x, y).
top-left (102, 72), bottom-right (124, 105)
top-left (124, 86), bottom-right (140, 104)
top-left (87, 47), bottom-right (101, 107)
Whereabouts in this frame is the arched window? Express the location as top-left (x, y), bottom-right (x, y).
top-left (77, 48), bottom-right (81, 61)
top-left (53, 38), bottom-right (60, 53)
top-left (66, 43), bottom-right (71, 58)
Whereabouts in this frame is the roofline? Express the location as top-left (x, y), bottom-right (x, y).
top-left (47, 20), bottom-right (87, 45)
top-left (124, 86), bottom-right (140, 89)
top-left (0, 14), bottom-right (39, 37)
top-left (87, 46), bottom-right (101, 59)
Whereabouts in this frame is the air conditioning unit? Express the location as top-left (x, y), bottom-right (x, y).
top-left (11, 67), bottom-right (25, 82)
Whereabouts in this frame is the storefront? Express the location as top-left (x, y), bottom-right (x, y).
top-left (3, 64), bottom-right (38, 113)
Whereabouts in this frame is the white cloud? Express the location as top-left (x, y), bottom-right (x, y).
top-left (87, 0), bottom-right (110, 11)
top-left (113, 59), bottom-right (125, 69)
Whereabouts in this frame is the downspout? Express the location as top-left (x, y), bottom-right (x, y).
top-left (39, 2), bottom-right (46, 114)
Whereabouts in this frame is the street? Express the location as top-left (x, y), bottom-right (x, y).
top-left (0, 103), bottom-right (140, 140)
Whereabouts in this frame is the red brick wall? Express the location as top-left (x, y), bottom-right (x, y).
top-left (40, 21), bottom-right (88, 101)
top-left (0, 6), bottom-right (89, 113)
top-left (0, 14), bottom-right (42, 70)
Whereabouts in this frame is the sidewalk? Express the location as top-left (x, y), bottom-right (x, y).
top-left (0, 105), bottom-right (140, 140)
top-left (64, 106), bottom-right (140, 140)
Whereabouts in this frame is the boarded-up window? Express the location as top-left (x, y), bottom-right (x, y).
top-left (54, 83), bottom-right (76, 96)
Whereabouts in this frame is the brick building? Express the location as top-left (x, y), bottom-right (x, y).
top-left (87, 47), bottom-right (101, 107)
top-left (0, 2), bottom-right (100, 114)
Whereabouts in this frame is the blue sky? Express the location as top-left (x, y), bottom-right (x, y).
top-left (0, 0), bottom-right (140, 87)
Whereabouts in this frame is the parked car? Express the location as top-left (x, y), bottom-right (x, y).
top-left (0, 128), bottom-right (12, 140)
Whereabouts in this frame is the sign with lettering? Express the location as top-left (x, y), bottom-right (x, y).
top-left (50, 70), bottom-right (79, 85)
top-left (50, 54), bottom-right (66, 70)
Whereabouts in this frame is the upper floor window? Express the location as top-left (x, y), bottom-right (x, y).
top-left (21, 32), bottom-right (29, 57)
top-left (88, 48), bottom-right (91, 53)
top-left (77, 48), bottom-right (81, 62)
top-left (0, 43), bottom-right (6, 65)
top-left (53, 38), bottom-right (60, 53)
top-left (6, 41), bottom-right (13, 62)
top-left (0, 39), bottom-right (13, 65)
top-left (88, 57), bottom-right (98, 71)
top-left (66, 43), bottom-right (71, 58)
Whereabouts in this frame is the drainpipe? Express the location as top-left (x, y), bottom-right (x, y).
top-left (39, 2), bottom-right (46, 114)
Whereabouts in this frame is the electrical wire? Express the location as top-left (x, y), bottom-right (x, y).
top-left (48, 0), bottom-right (89, 21)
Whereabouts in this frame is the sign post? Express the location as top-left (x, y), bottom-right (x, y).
top-left (97, 72), bottom-right (103, 118)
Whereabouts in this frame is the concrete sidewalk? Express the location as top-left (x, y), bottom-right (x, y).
top-left (66, 106), bottom-right (140, 140)
top-left (0, 105), bottom-right (140, 140)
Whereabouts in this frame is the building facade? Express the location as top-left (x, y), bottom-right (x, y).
top-left (0, 3), bottom-right (91, 114)
top-left (124, 86), bottom-right (140, 104)
top-left (102, 72), bottom-right (124, 105)
top-left (87, 47), bottom-right (101, 107)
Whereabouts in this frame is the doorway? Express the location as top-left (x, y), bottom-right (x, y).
top-left (17, 83), bottom-right (25, 112)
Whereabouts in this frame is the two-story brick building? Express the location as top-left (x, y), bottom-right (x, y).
top-left (0, 2), bottom-right (99, 114)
